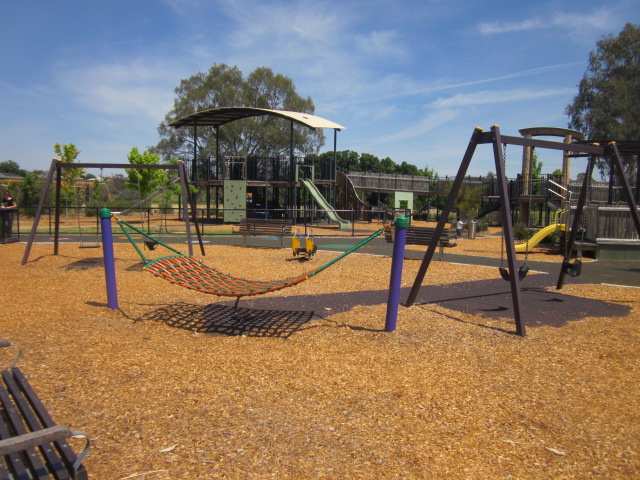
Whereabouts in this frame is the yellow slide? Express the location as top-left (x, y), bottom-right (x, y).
top-left (515, 224), bottom-right (566, 252)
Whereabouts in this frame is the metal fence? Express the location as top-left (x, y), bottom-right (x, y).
top-left (199, 156), bottom-right (337, 182)
top-left (15, 206), bottom-right (418, 238)
top-left (479, 174), bottom-right (638, 205)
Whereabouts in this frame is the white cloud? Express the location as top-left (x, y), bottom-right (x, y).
top-left (174, 0), bottom-right (367, 108)
top-left (552, 9), bottom-right (616, 31)
top-left (477, 18), bottom-right (546, 35)
top-left (340, 63), bottom-right (582, 110)
top-left (355, 30), bottom-right (409, 59)
top-left (217, 0), bottom-right (349, 49)
top-left (369, 108), bottom-right (460, 145)
top-left (429, 88), bottom-right (575, 109)
top-left (53, 58), bottom-right (179, 123)
top-left (477, 7), bottom-right (616, 36)
top-left (360, 85), bottom-right (574, 152)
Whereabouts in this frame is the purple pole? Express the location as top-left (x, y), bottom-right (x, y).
top-left (385, 216), bottom-right (408, 332)
top-left (99, 208), bottom-right (119, 310)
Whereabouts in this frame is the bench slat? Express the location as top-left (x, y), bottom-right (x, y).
top-left (12, 368), bottom-right (85, 479)
top-left (5, 369), bottom-right (70, 480)
top-left (385, 226), bottom-right (456, 246)
top-left (0, 460), bottom-right (10, 479)
top-left (0, 374), bottom-right (43, 479)
top-left (1, 368), bottom-right (88, 480)
top-left (234, 218), bottom-right (293, 247)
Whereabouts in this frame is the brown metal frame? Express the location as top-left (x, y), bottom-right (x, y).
top-left (405, 125), bottom-right (640, 337)
top-left (21, 160), bottom-right (202, 265)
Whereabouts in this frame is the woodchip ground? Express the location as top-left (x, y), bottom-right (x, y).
top-left (2, 224), bottom-right (639, 479)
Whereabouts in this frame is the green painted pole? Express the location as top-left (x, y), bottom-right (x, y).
top-left (306, 229), bottom-right (383, 279)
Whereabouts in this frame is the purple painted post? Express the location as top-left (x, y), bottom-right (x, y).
top-left (385, 216), bottom-right (408, 332)
top-left (99, 208), bottom-right (119, 310)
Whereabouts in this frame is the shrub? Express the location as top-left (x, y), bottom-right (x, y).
top-left (513, 225), bottom-right (533, 241)
top-left (540, 230), bottom-right (561, 245)
top-left (476, 221), bottom-right (488, 232)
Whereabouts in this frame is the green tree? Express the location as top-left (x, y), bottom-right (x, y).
top-left (530, 152), bottom-right (543, 178)
top-left (18, 173), bottom-right (42, 217)
top-left (0, 160), bottom-right (26, 177)
top-left (359, 153), bottom-right (381, 172)
top-left (529, 152), bottom-right (544, 195)
top-left (125, 148), bottom-right (169, 203)
top-left (395, 161), bottom-right (420, 176)
top-left (455, 184), bottom-right (483, 219)
top-left (53, 143), bottom-right (83, 205)
top-left (328, 150), bottom-right (437, 177)
top-left (334, 150), bottom-right (361, 171)
top-left (565, 23), bottom-right (640, 176)
top-left (154, 64), bottom-right (324, 170)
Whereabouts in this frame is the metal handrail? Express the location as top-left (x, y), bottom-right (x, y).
top-left (548, 179), bottom-right (570, 203)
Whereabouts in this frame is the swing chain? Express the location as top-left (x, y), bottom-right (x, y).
top-left (499, 226), bottom-right (506, 269)
top-left (576, 156), bottom-right (592, 260)
top-left (577, 212), bottom-right (586, 260)
top-left (523, 158), bottom-right (534, 267)
top-left (499, 143), bottom-right (507, 269)
top-left (497, 142), bottom-right (528, 281)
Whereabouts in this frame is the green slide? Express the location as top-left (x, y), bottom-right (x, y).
top-left (301, 178), bottom-right (351, 230)
top-left (515, 223), bottom-right (566, 252)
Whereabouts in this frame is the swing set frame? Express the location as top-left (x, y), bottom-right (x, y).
top-left (21, 159), bottom-right (204, 265)
top-left (405, 125), bottom-right (640, 337)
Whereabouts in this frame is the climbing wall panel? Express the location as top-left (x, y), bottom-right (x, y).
top-left (224, 180), bottom-right (247, 223)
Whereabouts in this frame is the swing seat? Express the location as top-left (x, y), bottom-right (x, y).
top-left (144, 240), bottom-right (160, 251)
top-left (79, 244), bottom-right (100, 249)
top-left (498, 266), bottom-right (509, 281)
top-left (498, 264), bottom-right (529, 281)
top-left (562, 259), bottom-right (582, 277)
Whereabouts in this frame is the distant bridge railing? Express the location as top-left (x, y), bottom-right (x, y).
top-left (346, 172), bottom-right (435, 193)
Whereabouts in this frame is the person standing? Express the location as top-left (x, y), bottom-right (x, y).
top-left (455, 217), bottom-right (466, 238)
top-left (1, 191), bottom-right (17, 237)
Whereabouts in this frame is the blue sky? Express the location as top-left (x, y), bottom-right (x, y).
top-left (1, 0), bottom-right (638, 178)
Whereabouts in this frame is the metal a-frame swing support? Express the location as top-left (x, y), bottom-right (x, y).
top-left (21, 160), bottom-right (205, 265)
top-left (556, 141), bottom-right (640, 288)
top-left (404, 126), bottom-right (640, 338)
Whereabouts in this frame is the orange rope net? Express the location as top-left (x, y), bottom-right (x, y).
top-left (144, 256), bottom-right (313, 297)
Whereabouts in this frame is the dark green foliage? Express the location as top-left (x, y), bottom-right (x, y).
top-left (566, 23), bottom-right (640, 176)
top-left (513, 225), bottom-right (532, 241)
top-left (0, 160), bottom-right (26, 177)
top-left (476, 221), bottom-right (489, 233)
top-left (17, 173), bottom-right (42, 217)
top-left (154, 64), bottom-right (323, 163)
top-left (310, 150), bottom-right (437, 177)
top-left (540, 230), bottom-right (561, 245)
top-left (455, 184), bottom-right (483, 220)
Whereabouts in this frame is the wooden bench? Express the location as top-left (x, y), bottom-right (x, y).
top-left (385, 225), bottom-right (457, 257)
top-left (233, 218), bottom-right (293, 247)
top-left (0, 340), bottom-right (90, 480)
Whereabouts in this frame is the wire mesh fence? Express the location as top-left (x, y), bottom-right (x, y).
top-left (15, 206), bottom-right (422, 239)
